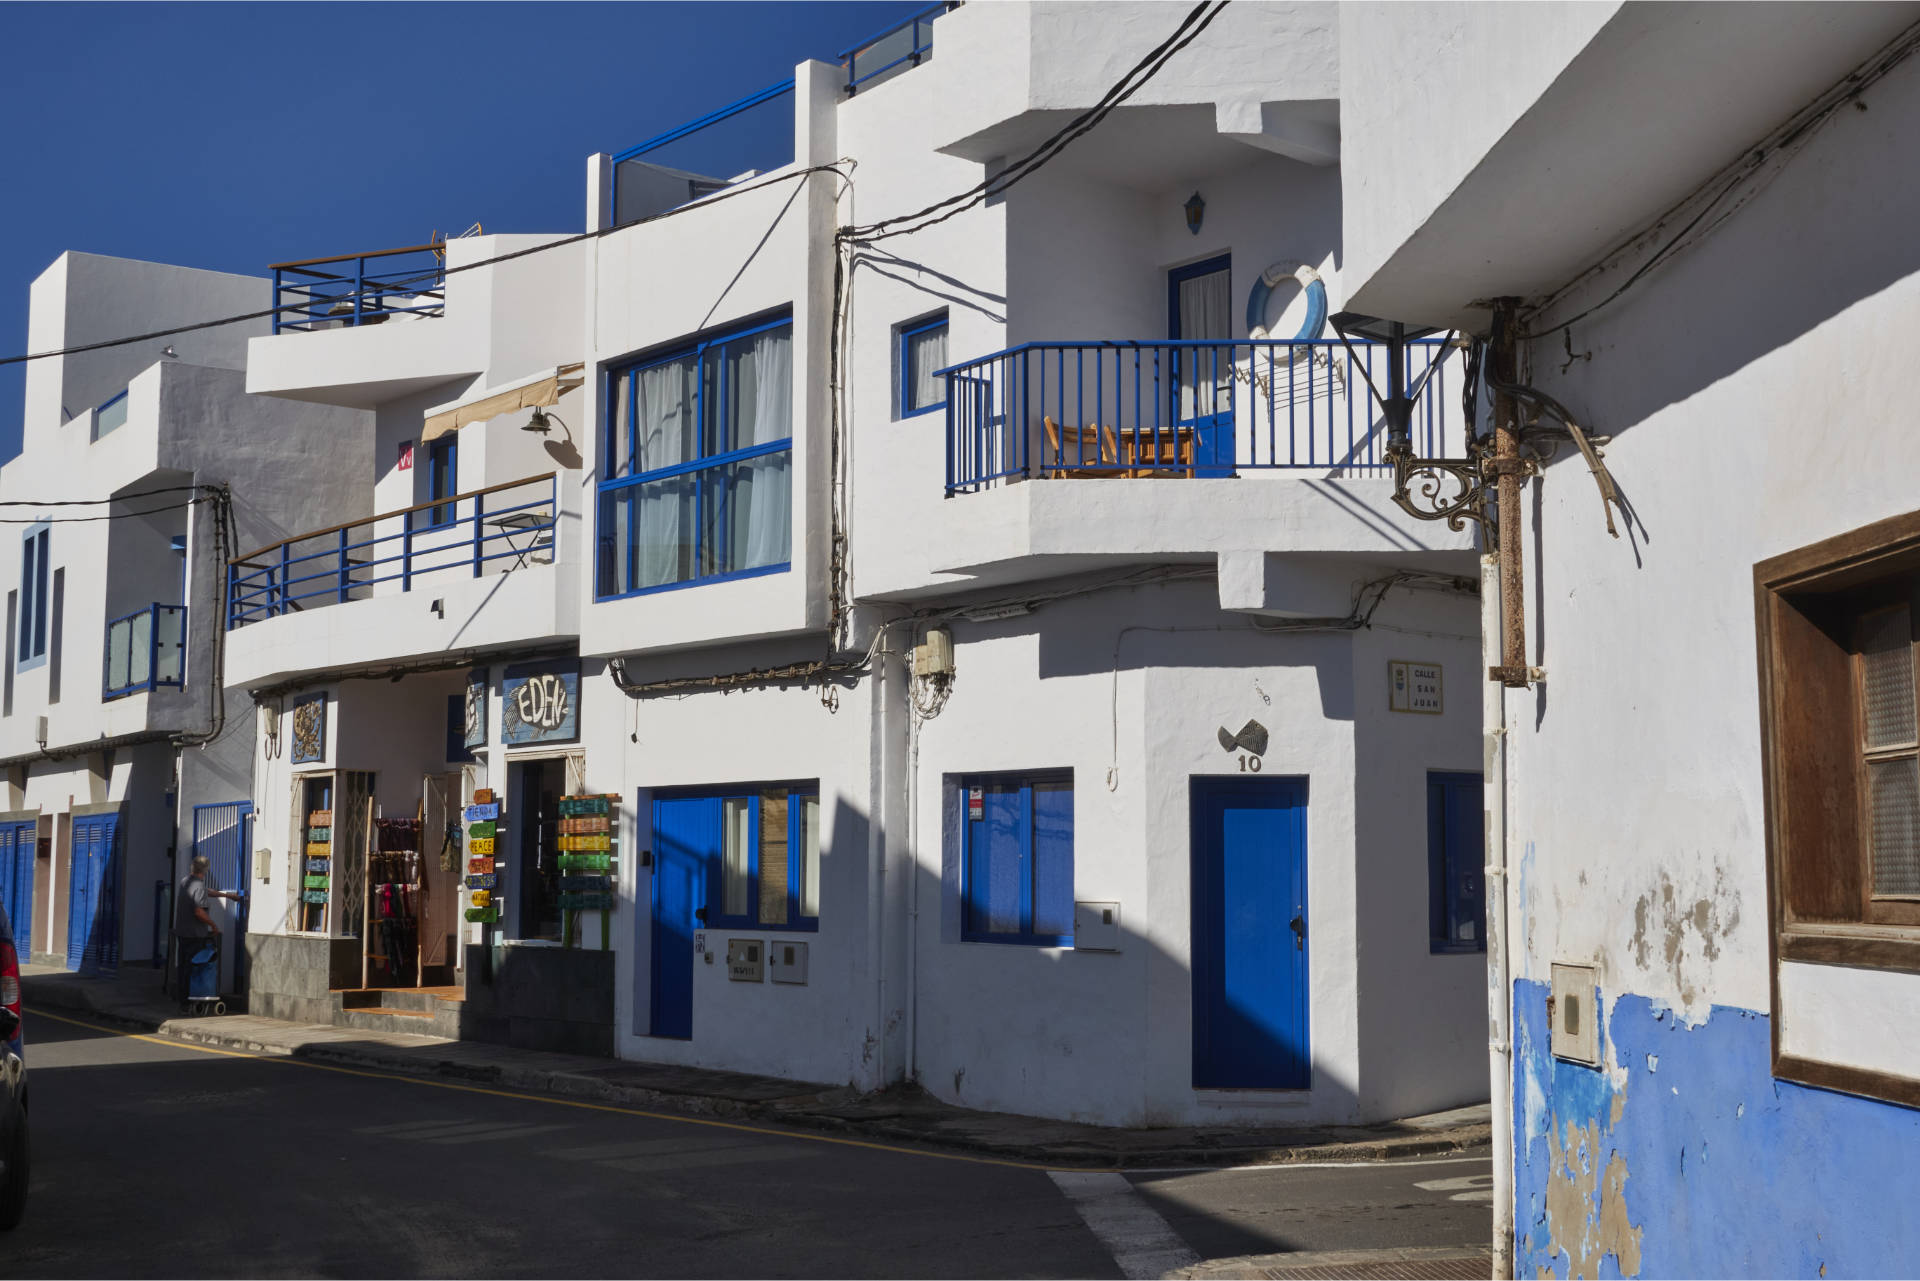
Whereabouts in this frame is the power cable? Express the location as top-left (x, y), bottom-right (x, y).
top-left (840, 0), bottom-right (1230, 246)
top-left (0, 483), bottom-right (203, 508)
top-left (1526, 17), bottom-right (1920, 341)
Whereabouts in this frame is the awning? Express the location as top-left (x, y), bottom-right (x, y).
top-left (421, 362), bottom-right (585, 442)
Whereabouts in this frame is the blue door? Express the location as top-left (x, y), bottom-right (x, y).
top-left (193, 802), bottom-right (253, 993)
top-left (0, 820), bottom-right (34, 950)
top-left (1170, 254), bottom-right (1234, 476)
top-left (68, 812), bottom-right (122, 975)
top-left (649, 795), bottom-right (711, 1040)
top-left (1190, 776), bottom-right (1309, 1088)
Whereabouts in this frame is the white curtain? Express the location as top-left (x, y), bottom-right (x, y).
top-left (632, 356), bottom-right (698, 587)
top-left (1178, 268), bottom-right (1232, 419)
top-left (739, 328), bottom-right (792, 571)
top-left (722, 797), bottom-right (752, 918)
top-left (909, 324), bottom-right (946, 412)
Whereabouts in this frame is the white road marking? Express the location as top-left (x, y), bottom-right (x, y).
top-left (1049, 1171), bottom-right (1200, 1280)
top-left (1124, 1154), bottom-right (1492, 1177)
top-left (1414, 1173), bottom-right (1495, 1202)
top-left (545, 1137), bottom-right (754, 1162)
top-left (355, 1120), bottom-right (511, 1140)
top-left (604, 1144), bottom-right (813, 1174)
top-left (422, 1123), bottom-right (571, 1145)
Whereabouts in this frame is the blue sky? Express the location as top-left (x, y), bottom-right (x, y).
top-left (0, 0), bottom-right (924, 462)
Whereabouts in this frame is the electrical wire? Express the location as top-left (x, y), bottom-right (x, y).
top-left (0, 483), bottom-right (202, 507)
top-left (840, 0), bottom-right (1231, 246)
top-left (1526, 17), bottom-right (1920, 341)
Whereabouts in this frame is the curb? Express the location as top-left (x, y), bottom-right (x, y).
top-left (25, 977), bottom-right (1490, 1171)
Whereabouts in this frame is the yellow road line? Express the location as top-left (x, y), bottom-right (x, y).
top-left (26, 1004), bottom-right (1081, 1174)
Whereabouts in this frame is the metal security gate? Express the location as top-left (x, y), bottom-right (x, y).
top-left (193, 802), bottom-right (253, 994)
top-left (68, 812), bottom-right (123, 975)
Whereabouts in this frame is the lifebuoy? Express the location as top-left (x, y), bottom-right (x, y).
top-left (1246, 262), bottom-right (1328, 342)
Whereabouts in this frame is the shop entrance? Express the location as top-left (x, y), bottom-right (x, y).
top-left (420, 773), bottom-right (463, 978)
top-left (510, 758), bottom-right (566, 942)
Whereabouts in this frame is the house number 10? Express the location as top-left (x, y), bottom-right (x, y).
top-left (1238, 753), bottom-right (1263, 772)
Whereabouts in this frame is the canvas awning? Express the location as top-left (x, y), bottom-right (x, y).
top-left (421, 362), bottom-right (585, 442)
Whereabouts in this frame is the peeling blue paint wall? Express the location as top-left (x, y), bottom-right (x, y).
top-left (1513, 979), bottom-right (1920, 1278)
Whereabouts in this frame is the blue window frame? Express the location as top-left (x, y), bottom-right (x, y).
top-left (959, 771), bottom-right (1073, 946)
top-left (897, 313), bottom-right (948, 418)
top-left (425, 435), bottom-right (458, 529)
top-left (665, 782), bottom-right (819, 931)
top-left (17, 523), bottom-right (49, 670)
top-left (598, 313), bottom-right (793, 599)
top-left (1427, 771), bottom-right (1485, 954)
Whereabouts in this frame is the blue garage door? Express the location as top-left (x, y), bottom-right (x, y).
top-left (0, 820), bottom-right (34, 947)
top-left (68, 812), bottom-right (122, 975)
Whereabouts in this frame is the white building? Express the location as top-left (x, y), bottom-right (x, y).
top-left (0, 251), bottom-right (362, 991)
top-left (1339, 1), bottom-right (1920, 1274)
top-left (219, 1), bottom-right (1490, 1128)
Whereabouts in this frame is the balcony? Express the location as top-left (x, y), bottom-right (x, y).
top-left (940, 338), bottom-right (1463, 494)
top-left (270, 244), bottom-right (446, 335)
top-left (842, 3), bottom-right (949, 96)
top-left (223, 473), bottom-right (578, 690)
top-left (608, 3), bottom-right (951, 227)
top-left (103, 604), bottom-right (186, 700)
top-left (228, 473), bottom-right (556, 628)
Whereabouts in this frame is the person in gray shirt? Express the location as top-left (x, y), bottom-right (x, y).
top-left (174, 855), bottom-right (235, 1008)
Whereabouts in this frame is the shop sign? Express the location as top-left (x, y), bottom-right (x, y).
top-left (968, 787), bottom-right (984, 822)
top-left (501, 660), bottom-right (579, 745)
top-left (468, 820), bottom-right (496, 839)
top-left (469, 837), bottom-right (495, 856)
top-left (468, 856), bottom-right (495, 874)
top-left (467, 873), bottom-right (498, 890)
top-left (463, 803), bottom-right (499, 822)
top-left (291, 692), bottom-right (327, 764)
top-left (462, 669), bottom-right (489, 752)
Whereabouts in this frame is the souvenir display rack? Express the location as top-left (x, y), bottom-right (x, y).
top-left (558, 793), bottom-right (618, 949)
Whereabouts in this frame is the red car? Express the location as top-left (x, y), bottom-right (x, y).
top-left (0, 901), bottom-right (26, 1229)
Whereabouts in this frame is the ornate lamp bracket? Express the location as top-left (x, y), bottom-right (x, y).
top-left (1387, 439), bottom-right (1521, 540)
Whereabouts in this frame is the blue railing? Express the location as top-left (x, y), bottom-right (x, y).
top-left (610, 81), bottom-right (795, 228)
top-left (103, 603), bottom-right (186, 700)
top-left (940, 339), bottom-right (1464, 495)
top-left (226, 472), bottom-right (557, 629)
top-left (842, 3), bottom-right (950, 95)
top-left (270, 243), bottom-right (447, 335)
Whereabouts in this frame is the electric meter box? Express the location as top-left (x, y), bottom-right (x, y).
top-left (1550, 962), bottom-right (1600, 1066)
top-left (913, 627), bottom-right (955, 679)
top-left (768, 940), bottom-right (810, 984)
top-left (726, 938), bottom-right (764, 982)
top-left (1073, 901), bottom-right (1122, 951)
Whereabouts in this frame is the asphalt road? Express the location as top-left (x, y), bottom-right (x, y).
top-left (7, 1010), bottom-right (1491, 1278)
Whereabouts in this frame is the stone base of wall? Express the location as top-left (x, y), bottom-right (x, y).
top-left (458, 943), bottom-right (614, 1058)
top-left (245, 934), bottom-right (358, 1025)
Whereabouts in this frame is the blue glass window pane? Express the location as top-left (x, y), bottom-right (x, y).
top-left (1031, 779), bottom-right (1074, 939)
top-left (967, 781), bottom-right (1023, 937)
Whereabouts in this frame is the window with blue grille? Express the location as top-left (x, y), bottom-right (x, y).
top-left (425, 435), bottom-right (458, 528)
top-left (1427, 771), bottom-right (1485, 953)
top-left (598, 313), bottom-right (792, 599)
top-left (897, 313), bottom-right (947, 418)
top-left (959, 771), bottom-right (1073, 946)
top-left (17, 524), bottom-right (48, 671)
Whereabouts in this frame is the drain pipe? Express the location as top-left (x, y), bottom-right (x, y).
top-left (1484, 300), bottom-right (1519, 1281)
top-left (1483, 550), bottom-right (1513, 1279)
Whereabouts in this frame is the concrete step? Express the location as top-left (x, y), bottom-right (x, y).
top-left (335, 1005), bottom-right (463, 1038)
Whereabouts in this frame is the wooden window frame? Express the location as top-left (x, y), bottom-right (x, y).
top-left (1756, 508), bottom-right (1920, 1108)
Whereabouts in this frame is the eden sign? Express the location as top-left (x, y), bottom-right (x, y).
top-left (501, 660), bottom-right (580, 745)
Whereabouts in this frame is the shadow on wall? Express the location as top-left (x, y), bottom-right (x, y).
top-left (1538, 53), bottom-right (1920, 446)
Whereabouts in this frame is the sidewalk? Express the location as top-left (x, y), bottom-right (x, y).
top-left (22, 964), bottom-right (1490, 1170)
